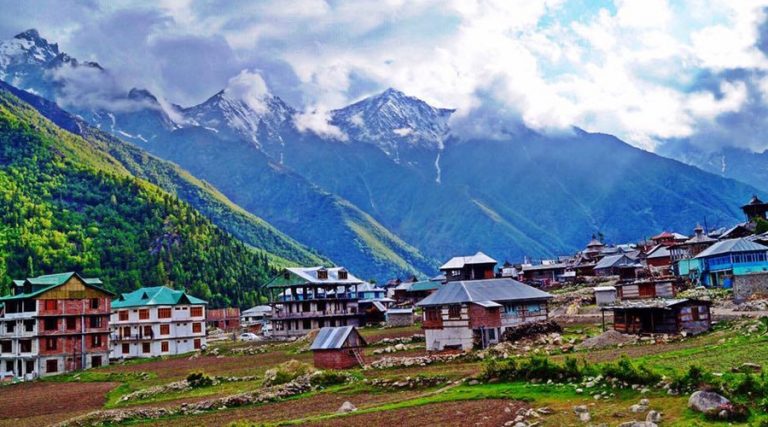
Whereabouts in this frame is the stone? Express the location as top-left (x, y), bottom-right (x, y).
top-left (536, 407), bottom-right (553, 415)
top-left (575, 388), bottom-right (584, 394)
top-left (468, 379), bottom-right (480, 386)
top-left (688, 391), bottom-right (730, 413)
top-left (639, 398), bottom-right (649, 406)
top-left (337, 401), bottom-right (357, 413)
top-left (394, 343), bottom-right (406, 351)
top-left (573, 405), bottom-right (589, 414)
top-left (579, 412), bottom-right (591, 422)
top-left (630, 404), bottom-right (646, 413)
top-left (646, 410), bottom-right (662, 423)
top-left (735, 362), bottom-right (762, 373)
top-left (640, 388), bottom-right (650, 395)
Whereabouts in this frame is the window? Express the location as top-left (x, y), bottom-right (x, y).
top-left (317, 269), bottom-right (328, 279)
top-left (161, 341), bottom-right (169, 352)
top-left (142, 342), bottom-right (151, 353)
top-left (192, 323), bottom-right (202, 333)
top-left (193, 338), bottom-right (201, 350)
top-left (6, 322), bottom-right (14, 333)
top-left (158, 308), bottom-right (172, 318)
top-left (122, 326), bottom-right (131, 337)
top-left (425, 307), bottom-right (441, 322)
top-left (160, 324), bottom-right (170, 335)
top-left (138, 309), bottom-right (149, 320)
top-left (46, 359), bottom-right (58, 373)
top-left (303, 319), bottom-right (312, 330)
top-left (66, 318), bottom-right (76, 330)
top-left (338, 270), bottom-right (348, 280)
top-left (0, 341), bottom-right (11, 353)
top-left (45, 337), bottom-right (57, 351)
top-left (691, 306), bottom-right (700, 321)
top-left (122, 343), bottom-right (130, 354)
top-left (504, 304), bottom-right (520, 316)
top-left (143, 325), bottom-right (153, 337)
top-left (190, 307), bottom-right (203, 317)
top-left (527, 304), bottom-right (542, 314)
top-left (90, 298), bottom-right (100, 310)
top-left (92, 356), bottom-right (102, 368)
top-left (119, 311), bottom-right (128, 321)
top-left (44, 300), bottom-right (57, 311)
top-left (25, 360), bottom-right (34, 374)
top-left (302, 302), bottom-right (311, 312)
top-left (20, 340), bottom-right (31, 353)
top-left (448, 305), bottom-right (462, 319)
top-left (488, 328), bottom-right (496, 340)
top-left (89, 316), bottom-right (103, 328)
top-left (91, 335), bottom-right (103, 347)
top-left (24, 320), bottom-right (35, 332)
top-left (44, 318), bottom-right (57, 331)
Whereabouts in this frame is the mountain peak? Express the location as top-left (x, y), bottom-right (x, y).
top-left (15, 29), bottom-right (42, 41)
top-left (13, 28), bottom-right (59, 53)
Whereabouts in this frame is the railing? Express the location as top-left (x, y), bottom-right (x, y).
top-left (273, 310), bottom-right (358, 319)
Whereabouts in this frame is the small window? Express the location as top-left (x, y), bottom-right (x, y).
top-left (160, 324), bottom-right (170, 335)
top-left (158, 308), bottom-right (172, 318)
top-left (44, 300), bottom-right (57, 311)
top-left (0, 341), bottom-right (11, 353)
top-left (89, 316), bottom-right (103, 328)
top-left (66, 318), bottom-right (76, 330)
top-left (691, 306), bottom-right (700, 321)
top-left (6, 322), bottom-right (14, 333)
top-left (142, 342), bottom-right (151, 353)
top-left (303, 319), bottom-right (312, 329)
top-left (119, 311), bottom-right (129, 321)
top-left (317, 269), bottom-right (328, 280)
top-left (161, 341), bottom-right (169, 353)
top-left (448, 305), bottom-right (462, 319)
top-left (46, 359), bottom-right (58, 373)
top-left (143, 325), bottom-right (153, 337)
top-left (25, 360), bottom-right (34, 373)
top-left (20, 340), bottom-right (32, 353)
top-left (138, 309), bottom-right (149, 320)
top-left (45, 337), bottom-right (57, 350)
top-left (90, 299), bottom-right (100, 310)
top-left (192, 323), bottom-right (202, 333)
top-left (91, 356), bottom-right (102, 368)
top-left (44, 318), bottom-right (58, 331)
top-left (338, 270), bottom-right (348, 280)
top-left (425, 307), bottom-right (441, 322)
top-left (190, 307), bottom-right (203, 317)
top-left (122, 343), bottom-right (130, 354)
top-left (91, 335), bottom-right (103, 347)
top-left (25, 320), bottom-right (35, 332)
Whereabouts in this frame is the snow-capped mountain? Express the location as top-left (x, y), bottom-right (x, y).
top-left (182, 89), bottom-right (294, 147)
top-left (331, 88), bottom-right (454, 160)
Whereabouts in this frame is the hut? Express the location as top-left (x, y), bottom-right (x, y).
top-left (385, 308), bottom-right (414, 327)
top-left (310, 326), bottom-right (367, 369)
top-left (603, 299), bottom-right (711, 335)
top-left (594, 286), bottom-right (617, 306)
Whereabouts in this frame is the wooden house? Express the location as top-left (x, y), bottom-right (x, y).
top-left (439, 252), bottom-right (497, 282)
top-left (694, 238), bottom-right (768, 288)
top-left (416, 278), bottom-right (553, 351)
top-left (594, 286), bottom-right (617, 306)
top-left (616, 280), bottom-right (675, 300)
top-left (206, 308), bottom-right (240, 332)
top-left (310, 326), bottom-right (366, 369)
top-left (594, 254), bottom-right (641, 280)
top-left (604, 299), bottom-right (711, 335)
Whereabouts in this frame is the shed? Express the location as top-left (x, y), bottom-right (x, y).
top-left (603, 299), bottom-right (711, 335)
top-left (385, 308), bottom-right (414, 327)
top-left (310, 326), bottom-right (367, 369)
top-left (594, 286), bottom-right (617, 306)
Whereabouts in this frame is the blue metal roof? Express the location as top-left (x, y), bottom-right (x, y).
top-left (416, 278), bottom-right (552, 306)
top-left (695, 238), bottom-right (768, 259)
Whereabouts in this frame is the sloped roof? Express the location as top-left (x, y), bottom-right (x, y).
top-left (594, 254), bottom-right (637, 270)
top-left (242, 305), bottom-right (272, 316)
top-left (646, 245), bottom-right (671, 259)
top-left (394, 281), bottom-right (414, 291)
top-left (387, 308), bottom-right (413, 315)
top-left (685, 226), bottom-right (716, 244)
top-left (439, 251), bottom-right (497, 270)
top-left (416, 278), bottom-right (552, 306)
top-left (604, 298), bottom-right (710, 310)
top-left (0, 272), bottom-right (112, 301)
top-left (111, 286), bottom-right (207, 308)
top-left (267, 267), bottom-right (363, 288)
top-left (521, 263), bottom-right (567, 272)
top-left (695, 238), bottom-right (768, 259)
top-left (310, 326), bottom-right (366, 350)
top-left (586, 238), bottom-right (605, 248)
top-left (651, 231), bottom-right (675, 240)
top-left (407, 280), bottom-right (441, 292)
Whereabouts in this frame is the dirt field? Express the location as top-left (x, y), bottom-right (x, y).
top-left (302, 399), bottom-right (527, 427)
top-left (0, 381), bottom-right (117, 427)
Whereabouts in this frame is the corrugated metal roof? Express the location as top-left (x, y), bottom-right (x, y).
top-left (695, 238), bottom-right (768, 259)
top-left (594, 254), bottom-right (637, 270)
top-left (111, 286), bottom-right (207, 308)
top-left (646, 245), bottom-right (671, 259)
top-left (603, 298), bottom-right (709, 310)
top-left (521, 263), bottom-right (567, 271)
top-left (416, 278), bottom-right (552, 306)
top-left (386, 308), bottom-right (413, 315)
top-left (439, 252), bottom-right (497, 270)
top-left (407, 280), bottom-right (441, 292)
top-left (1, 272), bottom-right (112, 301)
top-left (241, 305), bottom-right (272, 316)
top-left (310, 326), bottom-right (366, 350)
top-left (473, 300), bottom-right (502, 308)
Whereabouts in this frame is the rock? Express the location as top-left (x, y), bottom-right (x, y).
top-left (618, 422), bottom-right (657, 427)
top-left (468, 379), bottom-right (479, 386)
top-left (639, 398), bottom-right (649, 406)
top-left (579, 412), bottom-right (591, 422)
top-left (629, 404), bottom-right (646, 413)
top-left (640, 388), bottom-right (650, 395)
top-left (537, 407), bottom-right (553, 415)
top-left (575, 388), bottom-right (584, 394)
top-left (688, 391), bottom-right (730, 413)
top-left (337, 401), bottom-right (357, 413)
top-left (646, 410), bottom-right (662, 423)
top-left (734, 362), bottom-right (762, 373)
top-left (394, 343), bottom-right (406, 351)
top-left (573, 405), bottom-right (589, 414)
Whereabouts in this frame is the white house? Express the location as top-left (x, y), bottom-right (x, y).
top-left (109, 286), bottom-right (207, 359)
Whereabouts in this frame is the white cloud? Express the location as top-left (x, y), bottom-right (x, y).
top-left (224, 69), bottom-right (271, 114)
top-left (293, 108), bottom-right (348, 141)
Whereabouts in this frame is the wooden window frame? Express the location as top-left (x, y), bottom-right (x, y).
top-left (192, 323), bottom-right (202, 333)
top-left (44, 300), bottom-right (57, 311)
top-left (161, 341), bottom-right (169, 353)
top-left (190, 307), bottom-right (203, 317)
top-left (118, 311), bottom-right (129, 321)
top-left (448, 304), bottom-right (462, 319)
top-left (46, 359), bottom-right (58, 373)
top-left (138, 309), bottom-right (150, 320)
top-left (160, 324), bottom-right (170, 335)
top-left (158, 308), bottom-right (172, 319)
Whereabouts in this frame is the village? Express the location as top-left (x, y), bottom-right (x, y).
top-left (2, 197), bottom-right (768, 426)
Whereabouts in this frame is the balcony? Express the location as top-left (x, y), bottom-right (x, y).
top-left (273, 310), bottom-right (359, 319)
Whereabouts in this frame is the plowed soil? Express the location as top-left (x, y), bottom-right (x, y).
top-left (0, 381), bottom-right (117, 427)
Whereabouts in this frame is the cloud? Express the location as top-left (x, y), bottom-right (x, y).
top-left (223, 69), bottom-right (271, 113)
top-left (293, 108), bottom-right (348, 141)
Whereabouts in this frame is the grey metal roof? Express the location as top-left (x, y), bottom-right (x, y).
top-left (694, 238), bottom-right (768, 259)
top-left (416, 278), bottom-right (552, 306)
top-left (386, 308), bottom-right (413, 315)
top-left (603, 298), bottom-right (710, 310)
top-left (241, 305), bottom-right (272, 316)
top-left (594, 254), bottom-right (638, 270)
top-left (310, 326), bottom-right (365, 350)
top-left (646, 245), bottom-right (671, 259)
top-left (439, 251), bottom-right (497, 270)
top-left (286, 267), bottom-right (364, 285)
top-left (521, 263), bottom-right (567, 272)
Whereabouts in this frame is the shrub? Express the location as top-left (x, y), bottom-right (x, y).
top-left (670, 365), bottom-right (713, 392)
top-left (482, 358), bottom-right (519, 381)
top-left (601, 356), bottom-right (660, 386)
top-left (186, 372), bottom-right (213, 388)
top-left (310, 371), bottom-right (349, 388)
top-left (262, 360), bottom-right (315, 387)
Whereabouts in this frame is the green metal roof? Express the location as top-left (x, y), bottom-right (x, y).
top-left (0, 272), bottom-right (112, 301)
top-left (111, 286), bottom-right (208, 309)
top-left (406, 280), bottom-right (441, 293)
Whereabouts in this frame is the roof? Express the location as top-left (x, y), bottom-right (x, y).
top-left (0, 272), bottom-right (112, 301)
top-left (386, 308), bottom-right (413, 315)
top-left (416, 278), bottom-right (552, 306)
top-left (594, 254), bottom-right (638, 270)
top-left (241, 305), bottom-right (272, 316)
top-left (354, 282), bottom-right (382, 292)
top-left (586, 238), bottom-right (605, 248)
top-left (111, 286), bottom-right (207, 309)
top-left (266, 267), bottom-right (363, 288)
top-left (604, 298), bottom-right (710, 310)
top-left (394, 281), bottom-right (414, 291)
top-left (310, 326), bottom-right (366, 350)
top-left (407, 280), bottom-right (441, 292)
top-left (743, 195), bottom-right (767, 207)
top-left (646, 245), bottom-right (671, 259)
top-left (684, 226), bottom-right (717, 244)
top-left (473, 300), bottom-right (502, 308)
top-left (594, 286), bottom-right (617, 292)
top-left (694, 238), bottom-right (768, 259)
top-left (439, 251), bottom-right (497, 270)
top-left (522, 263), bottom-right (567, 272)
top-left (651, 231), bottom-right (675, 240)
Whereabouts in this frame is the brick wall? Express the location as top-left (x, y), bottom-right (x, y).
top-left (733, 273), bottom-right (768, 301)
top-left (312, 349), bottom-right (361, 369)
top-left (468, 304), bottom-right (501, 328)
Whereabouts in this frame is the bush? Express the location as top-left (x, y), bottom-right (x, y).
top-left (482, 356), bottom-right (589, 382)
top-left (262, 360), bottom-right (315, 387)
top-left (671, 365), bottom-right (713, 393)
top-left (482, 358), bottom-right (520, 381)
top-left (186, 372), bottom-right (213, 388)
top-left (310, 371), bottom-right (349, 388)
top-left (601, 356), bottom-right (660, 386)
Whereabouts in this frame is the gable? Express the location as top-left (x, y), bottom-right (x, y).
top-left (37, 275), bottom-right (111, 299)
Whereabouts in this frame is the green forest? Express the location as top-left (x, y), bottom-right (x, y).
top-left (0, 89), bottom-right (279, 308)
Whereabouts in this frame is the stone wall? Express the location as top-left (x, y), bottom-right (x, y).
top-left (733, 273), bottom-right (768, 301)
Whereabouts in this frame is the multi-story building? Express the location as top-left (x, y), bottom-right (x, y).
top-left (109, 286), bottom-right (207, 359)
top-left (0, 272), bottom-right (113, 379)
top-left (266, 267), bottom-right (366, 337)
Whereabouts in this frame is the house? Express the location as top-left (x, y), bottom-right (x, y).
top-left (583, 237), bottom-right (605, 259)
top-left (310, 326), bottom-right (366, 369)
top-left (405, 280), bottom-right (441, 304)
top-left (742, 195), bottom-right (768, 221)
top-left (650, 231), bottom-right (678, 247)
top-left (594, 286), bottom-right (617, 306)
top-left (385, 308), bottom-right (414, 327)
top-left (416, 278), bottom-right (553, 351)
top-left (206, 308), bottom-right (240, 332)
top-left (110, 286), bottom-right (207, 359)
top-left (616, 279), bottom-right (675, 299)
top-left (241, 305), bottom-right (272, 324)
top-left (356, 283), bottom-right (394, 325)
top-left (392, 280), bottom-right (415, 304)
top-left (670, 225), bottom-right (716, 280)
top-left (266, 267), bottom-right (365, 337)
top-left (594, 254), bottom-right (641, 280)
top-left (521, 262), bottom-right (567, 285)
top-left (694, 238), bottom-right (768, 288)
top-left (0, 272), bottom-right (113, 378)
top-left (604, 299), bottom-right (711, 335)
top-left (439, 252), bottom-right (497, 282)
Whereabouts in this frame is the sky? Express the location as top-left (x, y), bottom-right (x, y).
top-left (1, 0), bottom-right (768, 152)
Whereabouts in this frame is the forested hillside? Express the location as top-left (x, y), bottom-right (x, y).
top-left (0, 88), bottom-right (278, 307)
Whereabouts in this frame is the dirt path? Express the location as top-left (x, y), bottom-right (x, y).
top-left (0, 381), bottom-right (117, 427)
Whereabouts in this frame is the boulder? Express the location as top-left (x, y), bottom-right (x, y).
top-left (688, 391), bottom-right (730, 413)
top-left (646, 410), bottom-right (662, 423)
top-left (337, 401), bottom-right (357, 413)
